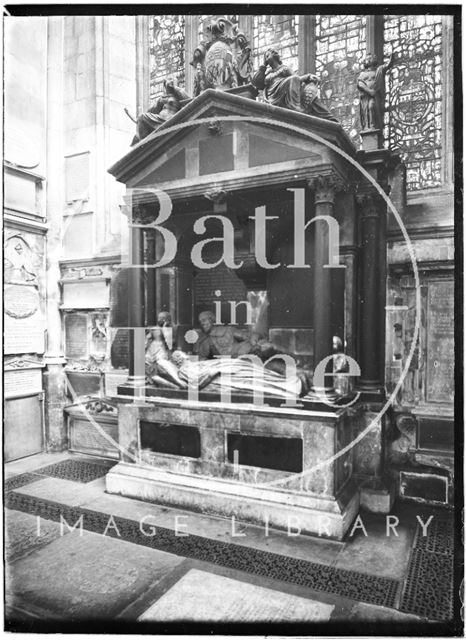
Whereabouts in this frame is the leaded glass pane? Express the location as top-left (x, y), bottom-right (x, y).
top-left (315, 15), bottom-right (366, 145)
top-left (384, 15), bottom-right (443, 191)
top-left (253, 15), bottom-right (299, 71)
top-left (149, 16), bottom-right (185, 101)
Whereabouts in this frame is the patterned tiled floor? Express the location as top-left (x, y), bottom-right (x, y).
top-left (4, 453), bottom-right (457, 633)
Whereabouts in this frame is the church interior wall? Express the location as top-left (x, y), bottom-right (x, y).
top-left (3, 13), bottom-right (456, 508)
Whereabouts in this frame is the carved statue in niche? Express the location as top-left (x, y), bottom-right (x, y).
top-left (190, 18), bottom-right (253, 97)
top-left (357, 52), bottom-right (396, 131)
top-left (252, 48), bottom-right (338, 122)
top-left (126, 78), bottom-right (190, 145)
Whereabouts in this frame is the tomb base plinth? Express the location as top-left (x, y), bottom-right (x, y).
top-left (106, 398), bottom-right (361, 540)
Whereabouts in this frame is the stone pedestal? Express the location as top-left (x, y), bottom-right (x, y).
top-left (352, 407), bottom-right (387, 479)
top-left (360, 477), bottom-right (395, 514)
top-left (106, 399), bottom-right (360, 540)
top-left (43, 359), bottom-right (68, 451)
top-left (360, 129), bottom-right (382, 152)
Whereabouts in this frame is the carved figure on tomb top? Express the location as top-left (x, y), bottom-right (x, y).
top-left (300, 74), bottom-right (339, 122)
top-left (357, 52), bottom-right (396, 131)
top-left (169, 350), bottom-right (305, 399)
top-left (127, 78), bottom-right (190, 145)
top-left (252, 48), bottom-right (338, 122)
top-left (145, 312), bottom-right (185, 388)
top-left (252, 48), bottom-right (302, 111)
top-left (190, 18), bottom-right (253, 96)
top-left (195, 310), bottom-right (257, 360)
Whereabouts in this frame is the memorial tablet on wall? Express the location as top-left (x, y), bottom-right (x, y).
top-left (4, 230), bottom-right (45, 355)
top-left (65, 313), bottom-right (89, 360)
top-left (426, 280), bottom-right (454, 403)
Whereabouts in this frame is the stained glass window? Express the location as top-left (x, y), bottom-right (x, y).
top-left (253, 15), bottom-right (299, 71)
top-left (315, 15), bottom-right (366, 145)
top-left (384, 15), bottom-right (443, 191)
top-left (149, 16), bottom-right (185, 101)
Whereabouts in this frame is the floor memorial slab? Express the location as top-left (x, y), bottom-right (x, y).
top-left (5, 509), bottom-right (67, 562)
top-left (7, 531), bottom-right (184, 619)
top-left (12, 477), bottom-right (104, 507)
top-left (138, 568), bottom-right (335, 622)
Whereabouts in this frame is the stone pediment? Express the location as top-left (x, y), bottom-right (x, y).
top-left (108, 90), bottom-right (355, 195)
top-left (4, 355), bottom-right (45, 370)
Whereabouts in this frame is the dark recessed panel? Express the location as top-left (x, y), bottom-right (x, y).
top-left (417, 416), bottom-right (454, 451)
top-left (227, 433), bottom-right (302, 473)
top-left (400, 471), bottom-right (448, 504)
top-left (140, 421), bottom-right (201, 458)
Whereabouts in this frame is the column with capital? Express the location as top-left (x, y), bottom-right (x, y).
top-left (356, 192), bottom-right (386, 399)
top-left (127, 203), bottom-right (147, 389)
top-left (306, 174), bottom-right (345, 403)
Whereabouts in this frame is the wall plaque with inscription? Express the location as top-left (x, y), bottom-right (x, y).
top-left (4, 367), bottom-right (43, 398)
top-left (4, 284), bottom-right (40, 318)
top-left (426, 280), bottom-right (454, 403)
top-left (4, 313), bottom-right (44, 355)
top-left (65, 314), bottom-right (89, 359)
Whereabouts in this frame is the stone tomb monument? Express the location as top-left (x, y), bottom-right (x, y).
top-left (106, 30), bottom-right (396, 539)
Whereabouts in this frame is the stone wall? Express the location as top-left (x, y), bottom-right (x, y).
top-left (4, 17), bottom-right (49, 460)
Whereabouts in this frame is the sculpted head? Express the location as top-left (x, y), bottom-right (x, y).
top-left (364, 53), bottom-right (378, 69)
top-left (199, 310), bottom-right (215, 334)
top-left (265, 48), bottom-right (281, 66)
top-left (157, 311), bottom-right (172, 327)
top-left (171, 350), bottom-right (188, 367)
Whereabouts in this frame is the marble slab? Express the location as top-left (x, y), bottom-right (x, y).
top-left (7, 531), bottom-right (184, 620)
top-left (138, 568), bottom-right (334, 622)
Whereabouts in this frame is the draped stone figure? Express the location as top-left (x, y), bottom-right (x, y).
top-left (357, 52), bottom-right (395, 131)
top-left (169, 350), bottom-right (305, 400)
top-left (127, 78), bottom-right (190, 145)
top-left (252, 48), bottom-right (338, 122)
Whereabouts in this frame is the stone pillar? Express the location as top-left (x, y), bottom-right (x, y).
top-left (356, 192), bottom-right (386, 400)
top-left (184, 15), bottom-right (198, 95)
top-left (136, 16), bottom-right (150, 113)
top-left (307, 175), bottom-right (343, 402)
top-left (298, 15), bottom-right (316, 74)
top-left (127, 211), bottom-right (146, 387)
top-left (146, 230), bottom-right (157, 326)
top-left (44, 16), bottom-right (67, 451)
